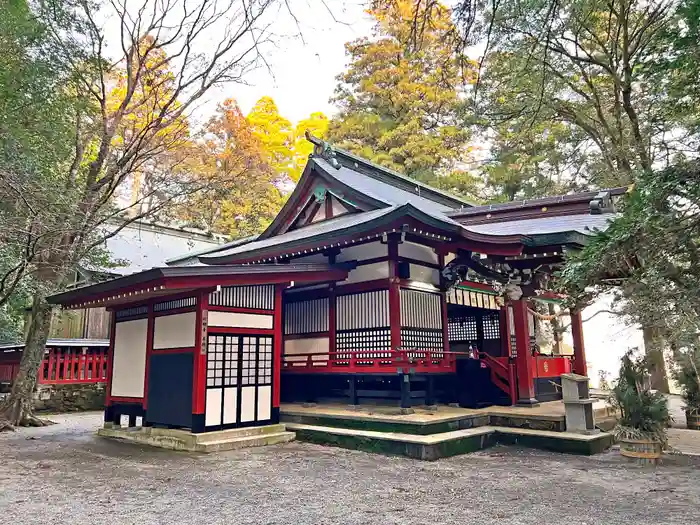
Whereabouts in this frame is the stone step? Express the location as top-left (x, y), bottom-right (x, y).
top-left (286, 422), bottom-right (614, 460)
top-left (195, 431), bottom-right (296, 453)
top-left (281, 411), bottom-right (490, 436)
top-left (98, 424), bottom-right (295, 453)
top-left (286, 423), bottom-right (495, 460)
top-left (192, 423), bottom-right (288, 444)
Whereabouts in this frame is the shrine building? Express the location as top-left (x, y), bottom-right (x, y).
top-left (48, 136), bottom-right (624, 436)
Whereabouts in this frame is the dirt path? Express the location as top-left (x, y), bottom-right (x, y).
top-left (1, 412), bottom-right (699, 525)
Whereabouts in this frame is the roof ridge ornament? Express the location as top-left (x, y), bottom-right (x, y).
top-left (589, 191), bottom-right (614, 214)
top-left (306, 130), bottom-right (340, 169)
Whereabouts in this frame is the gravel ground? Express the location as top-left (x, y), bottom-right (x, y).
top-left (1, 412), bottom-right (700, 525)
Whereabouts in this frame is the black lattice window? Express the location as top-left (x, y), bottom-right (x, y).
top-left (482, 314), bottom-right (501, 339)
top-left (241, 338), bottom-right (256, 386)
top-left (154, 296), bottom-right (196, 312)
top-left (401, 328), bottom-right (443, 360)
top-left (257, 336), bottom-right (273, 385)
top-left (401, 329), bottom-right (443, 349)
top-left (207, 335), bottom-right (225, 387)
top-left (336, 328), bottom-right (392, 361)
top-left (448, 316), bottom-right (478, 341)
top-left (115, 305), bottom-right (148, 320)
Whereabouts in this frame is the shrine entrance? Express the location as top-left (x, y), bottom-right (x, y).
top-left (204, 334), bottom-right (274, 430)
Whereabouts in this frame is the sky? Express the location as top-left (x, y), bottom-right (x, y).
top-left (206, 0), bottom-right (374, 123)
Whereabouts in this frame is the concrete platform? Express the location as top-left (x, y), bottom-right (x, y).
top-left (97, 423), bottom-right (295, 453)
top-left (281, 400), bottom-right (615, 434)
top-left (286, 422), bottom-right (613, 460)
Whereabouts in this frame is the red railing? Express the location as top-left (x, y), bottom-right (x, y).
top-left (283, 349), bottom-right (458, 374)
top-left (0, 363), bottom-right (19, 383)
top-left (479, 352), bottom-right (517, 405)
top-left (39, 347), bottom-right (109, 384)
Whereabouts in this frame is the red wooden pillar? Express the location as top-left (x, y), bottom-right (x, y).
top-left (570, 309), bottom-right (588, 376)
top-left (511, 299), bottom-right (538, 405)
top-left (191, 291), bottom-right (208, 432)
top-left (437, 253), bottom-right (449, 353)
top-left (142, 305), bottom-right (155, 409)
top-left (328, 284), bottom-right (337, 355)
top-left (272, 283), bottom-right (284, 421)
top-left (103, 311), bottom-right (117, 423)
top-left (387, 237), bottom-right (401, 350)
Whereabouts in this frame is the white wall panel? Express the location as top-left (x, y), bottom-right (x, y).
top-left (257, 385), bottom-right (272, 421)
top-left (409, 264), bottom-right (441, 286)
top-left (207, 311), bottom-right (273, 329)
top-left (223, 387), bottom-right (238, 425)
top-left (336, 241), bottom-right (386, 262)
top-left (240, 387), bottom-right (256, 422)
top-left (284, 337), bottom-right (329, 362)
top-left (343, 262), bottom-right (390, 284)
top-left (205, 389), bottom-right (222, 427)
top-left (399, 242), bottom-right (439, 264)
top-left (111, 319), bottom-right (147, 398)
top-left (293, 253), bottom-right (329, 264)
top-left (153, 312), bottom-right (196, 349)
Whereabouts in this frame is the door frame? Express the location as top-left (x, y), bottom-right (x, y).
top-left (204, 333), bottom-right (274, 431)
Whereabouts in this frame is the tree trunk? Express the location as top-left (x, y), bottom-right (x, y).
top-left (643, 326), bottom-right (670, 393)
top-left (0, 293), bottom-right (54, 430)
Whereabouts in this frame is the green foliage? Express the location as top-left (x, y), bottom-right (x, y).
top-left (558, 161), bottom-right (700, 395)
top-left (611, 349), bottom-right (671, 441)
top-left (670, 348), bottom-right (700, 412)
top-left (558, 162), bottom-right (700, 334)
top-left (328, 0), bottom-right (475, 189)
top-left (468, 0), bottom-right (700, 194)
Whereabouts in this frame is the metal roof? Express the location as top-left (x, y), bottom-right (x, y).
top-left (93, 221), bottom-right (223, 275)
top-left (201, 207), bottom-right (397, 261)
top-left (47, 263), bottom-right (351, 306)
top-left (166, 235), bottom-right (258, 266)
top-left (314, 158), bottom-right (455, 215)
top-left (0, 338), bottom-right (109, 350)
top-left (464, 213), bottom-right (615, 237)
top-left (448, 187), bottom-right (628, 218)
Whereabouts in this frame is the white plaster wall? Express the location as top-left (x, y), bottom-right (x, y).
top-left (284, 337), bottom-right (329, 362)
top-left (409, 264), bottom-right (440, 286)
top-left (223, 387), bottom-right (238, 424)
top-left (257, 385), bottom-right (272, 420)
top-left (293, 253), bottom-right (329, 264)
top-left (207, 311), bottom-right (273, 329)
top-left (205, 389), bottom-right (222, 427)
top-left (399, 242), bottom-right (439, 264)
top-left (343, 262), bottom-right (390, 284)
top-left (336, 241), bottom-right (387, 262)
top-left (240, 386), bottom-right (256, 422)
top-left (153, 312), bottom-right (196, 349)
top-left (331, 198), bottom-right (347, 217)
top-left (111, 319), bottom-right (148, 398)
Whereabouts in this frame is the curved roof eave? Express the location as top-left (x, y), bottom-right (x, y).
top-left (202, 203), bottom-right (530, 265)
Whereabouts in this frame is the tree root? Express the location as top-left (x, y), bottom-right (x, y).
top-left (0, 419), bottom-right (15, 432)
top-left (0, 404), bottom-right (56, 431)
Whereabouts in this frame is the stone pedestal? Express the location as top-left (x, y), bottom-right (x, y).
top-left (561, 373), bottom-right (596, 434)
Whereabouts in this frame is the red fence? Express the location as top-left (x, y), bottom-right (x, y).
top-left (282, 349), bottom-right (458, 374)
top-left (39, 347), bottom-right (109, 384)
